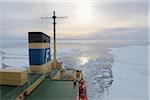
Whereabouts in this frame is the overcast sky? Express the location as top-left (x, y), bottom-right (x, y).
top-left (0, 0), bottom-right (148, 41)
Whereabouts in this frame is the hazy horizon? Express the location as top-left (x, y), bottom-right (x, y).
top-left (0, 0), bottom-right (148, 42)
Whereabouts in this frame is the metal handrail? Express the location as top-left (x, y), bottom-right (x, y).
top-left (6, 73), bottom-right (43, 100)
top-left (28, 73), bottom-right (43, 85)
top-left (6, 83), bottom-right (28, 100)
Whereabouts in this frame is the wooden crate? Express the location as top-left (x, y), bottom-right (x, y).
top-left (0, 69), bottom-right (27, 86)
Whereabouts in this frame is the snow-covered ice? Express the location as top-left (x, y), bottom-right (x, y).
top-left (109, 45), bottom-right (148, 100)
top-left (0, 41), bottom-right (149, 100)
top-left (0, 48), bottom-right (29, 69)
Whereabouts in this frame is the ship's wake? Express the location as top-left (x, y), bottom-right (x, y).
top-left (57, 48), bottom-right (114, 100)
top-left (0, 46), bottom-right (114, 100)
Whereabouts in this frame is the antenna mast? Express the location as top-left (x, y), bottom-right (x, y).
top-left (42, 11), bottom-right (67, 68)
top-left (52, 11), bottom-right (57, 68)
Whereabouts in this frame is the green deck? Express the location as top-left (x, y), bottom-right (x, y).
top-left (0, 70), bottom-right (78, 100)
top-left (0, 86), bottom-right (16, 100)
top-left (0, 73), bottom-right (42, 100)
top-left (25, 79), bottom-right (78, 100)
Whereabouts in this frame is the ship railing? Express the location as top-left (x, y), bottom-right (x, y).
top-left (64, 68), bottom-right (83, 80)
top-left (6, 82), bottom-right (28, 100)
top-left (6, 73), bottom-right (43, 100)
top-left (28, 73), bottom-right (43, 85)
top-left (48, 69), bottom-right (59, 78)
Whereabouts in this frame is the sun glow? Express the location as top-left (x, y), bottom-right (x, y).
top-left (77, 0), bottom-right (94, 24)
top-left (79, 56), bottom-right (90, 65)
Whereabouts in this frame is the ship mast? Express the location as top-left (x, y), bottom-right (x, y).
top-left (42, 11), bottom-right (67, 68)
top-left (52, 11), bottom-right (57, 68)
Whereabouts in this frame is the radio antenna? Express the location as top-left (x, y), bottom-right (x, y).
top-left (42, 11), bottom-right (67, 68)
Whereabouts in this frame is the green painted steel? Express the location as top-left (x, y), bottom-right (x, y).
top-left (0, 86), bottom-right (16, 100)
top-left (44, 69), bottom-right (59, 78)
top-left (1, 71), bottom-right (78, 100)
top-left (0, 73), bottom-right (43, 100)
top-left (25, 79), bottom-right (77, 100)
top-left (6, 73), bottom-right (43, 100)
top-left (28, 73), bottom-right (43, 85)
top-left (6, 83), bottom-right (28, 100)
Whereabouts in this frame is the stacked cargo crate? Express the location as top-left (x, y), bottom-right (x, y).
top-left (0, 69), bottom-right (27, 86)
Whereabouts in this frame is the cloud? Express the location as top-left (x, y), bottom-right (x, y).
top-left (0, 1), bottom-right (148, 41)
top-left (86, 27), bottom-right (148, 40)
top-left (0, 0), bottom-right (148, 3)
